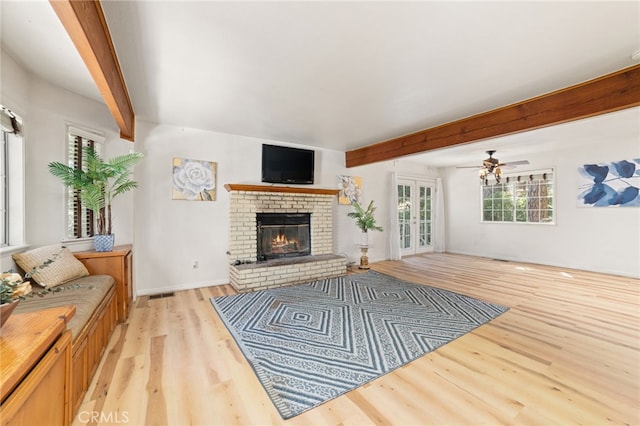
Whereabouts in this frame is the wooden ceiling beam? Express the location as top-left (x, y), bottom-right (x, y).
top-left (50, 0), bottom-right (135, 141)
top-left (346, 65), bottom-right (640, 168)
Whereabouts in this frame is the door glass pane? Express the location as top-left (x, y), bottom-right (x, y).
top-left (398, 184), bottom-right (412, 250)
top-left (418, 186), bottom-right (432, 248)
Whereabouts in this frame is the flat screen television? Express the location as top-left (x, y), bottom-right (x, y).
top-left (262, 144), bottom-right (315, 185)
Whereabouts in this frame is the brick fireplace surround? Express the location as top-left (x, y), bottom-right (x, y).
top-left (225, 184), bottom-right (347, 292)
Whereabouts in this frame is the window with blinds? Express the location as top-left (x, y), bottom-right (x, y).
top-left (66, 126), bottom-right (104, 239)
top-left (481, 169), bottom-right (554, 224)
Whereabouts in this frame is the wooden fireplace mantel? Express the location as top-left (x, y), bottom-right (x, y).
top-left (224, 184), bottom-right (339, 196)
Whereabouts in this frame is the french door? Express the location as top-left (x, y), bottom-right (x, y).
top-left (397, 179), bottom-right (434, 256)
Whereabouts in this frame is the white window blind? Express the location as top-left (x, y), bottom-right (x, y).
top-left (66, 125), bottom-right (104, 239)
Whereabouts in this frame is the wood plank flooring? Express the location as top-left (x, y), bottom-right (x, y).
top-left (73, 253), bottom-right (639, 425)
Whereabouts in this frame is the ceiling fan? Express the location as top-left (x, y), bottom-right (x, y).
top-left (457, 150), bottom-right (529, 184)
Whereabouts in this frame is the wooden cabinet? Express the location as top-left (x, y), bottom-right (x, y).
top-left (68, 281), bottom-right (117, 415)
top-left (67, 286), bottom-right (117, 415)
top-left (0, 306), bottom-right (75, 426)
top-left (74, 244), bottom-right (133, 322)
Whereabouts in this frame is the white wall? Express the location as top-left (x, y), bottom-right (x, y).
top-left (444, 111), bottom-right (640, 278)
top-left (133, 121), bottom-right (437, 295)
top-left (1, 50), bottom-right (135, 261)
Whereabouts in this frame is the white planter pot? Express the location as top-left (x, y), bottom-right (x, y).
top-left (360, 232), bottom-right (368, 247)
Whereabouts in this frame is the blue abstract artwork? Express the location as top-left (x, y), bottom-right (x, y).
top-left (577, 159), bottom-right (640, 207)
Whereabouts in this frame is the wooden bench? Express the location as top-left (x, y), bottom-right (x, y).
top-left (3, 245), bottom-right (133, 424)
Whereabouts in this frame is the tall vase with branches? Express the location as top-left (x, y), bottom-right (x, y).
top-left (48, 147), bottom-right (143, 251)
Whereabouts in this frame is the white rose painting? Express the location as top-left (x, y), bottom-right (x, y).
top-left (172, 158), bottom-right (217, 201)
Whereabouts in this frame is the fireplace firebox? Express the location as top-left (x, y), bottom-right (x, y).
top-left (257, 213), bottom-right (311, 261)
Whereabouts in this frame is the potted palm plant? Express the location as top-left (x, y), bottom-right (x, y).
top-left (347, 200), bottom-right (383, 246)
top-left (48, 147), bottom-right (143, 252)
top-left (347, 200), bottom-right (383, 270)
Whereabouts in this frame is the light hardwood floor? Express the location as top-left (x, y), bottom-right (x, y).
top-left (73, 253), bottom-right (639, 425)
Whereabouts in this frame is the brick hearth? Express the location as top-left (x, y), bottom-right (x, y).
top-left (225, 184), bottom-right (347, 292)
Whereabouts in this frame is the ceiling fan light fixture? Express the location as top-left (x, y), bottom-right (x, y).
top-left (461, 150), bottom-right (529, 185)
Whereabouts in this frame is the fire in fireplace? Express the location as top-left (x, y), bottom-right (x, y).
top-left (257, 213), bottom-right (311, 261)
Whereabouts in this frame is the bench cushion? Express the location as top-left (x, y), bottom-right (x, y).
top-left (14, 275), bottom-right (115, 340)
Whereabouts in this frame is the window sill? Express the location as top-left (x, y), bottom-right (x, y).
top-left (480, 221), bottom-right (556, 226)
top-left (61, 238), bottom-right (95, 251)
top-left (0, 238), bottom-right (95, 258)
top-left (61, 237), bottom-right (93, 244)
top-left (0, 244), bottom-right (31, 256)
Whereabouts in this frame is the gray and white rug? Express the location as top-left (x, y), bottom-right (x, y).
top-left (210, 270), bottom-right (508, 419)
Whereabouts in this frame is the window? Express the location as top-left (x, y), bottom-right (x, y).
top-left (481, 170), bottom-right (554, 224)
top-left (1, 131), bottom-right (7, 246)
top-left (65, 126), bottom-right (104, 239)
top-left (1, 105), bottom-right (23, 248)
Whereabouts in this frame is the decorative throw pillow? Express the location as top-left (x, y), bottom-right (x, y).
top-left (12, 244), bottom-right (89, 288)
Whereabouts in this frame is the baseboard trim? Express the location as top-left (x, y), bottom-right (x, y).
top-left (445, 249), bottom-right (639, 279)
top-left (136, 279), bottom-right (228, 296)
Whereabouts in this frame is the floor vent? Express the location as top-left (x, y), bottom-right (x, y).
top-left (492, 258), bottom-right (509, 262)
top-left (149, 292), bottom-right (175, 299)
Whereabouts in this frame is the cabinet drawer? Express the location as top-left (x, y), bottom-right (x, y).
top-left (1, 330), bottom-right (72, 426)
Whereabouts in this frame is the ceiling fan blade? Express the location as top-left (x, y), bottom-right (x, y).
top-left (456, 157), bottom-right (528, 169)
top-left (500, 160), bottom-right (529, 166)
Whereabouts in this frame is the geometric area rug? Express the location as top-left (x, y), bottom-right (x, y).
top-left (210, 271), bottom-right (509, 419)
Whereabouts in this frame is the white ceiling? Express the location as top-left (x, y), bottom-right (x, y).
top-left (1, 1), bottom-right (639, 167)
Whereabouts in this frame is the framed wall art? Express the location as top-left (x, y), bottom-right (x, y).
top-left (577, 159), bottom-right (639, 207)
top-left (338, 175), bottom-right (362, 205)
top-left (172, 158), bottom-right (217, 201)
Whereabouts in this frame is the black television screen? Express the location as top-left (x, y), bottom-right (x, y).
top-left (262, 144), bottom-right (315, 185)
